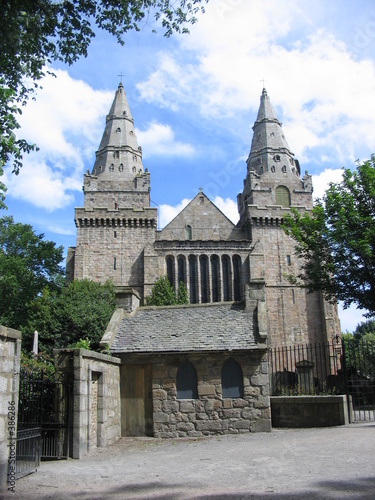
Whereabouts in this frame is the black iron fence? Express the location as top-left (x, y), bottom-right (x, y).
top-left (269, 336), bottom-right (375, 422)
top-left (15, 368), bottom-right (71, 479)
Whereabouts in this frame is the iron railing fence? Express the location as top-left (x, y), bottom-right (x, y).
top-left (269, 337), bottom-right (375, 421)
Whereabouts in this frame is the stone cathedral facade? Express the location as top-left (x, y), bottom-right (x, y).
top-left (66, 84), bottom-right (341, 437)
top-left (67, 83), bottom-right (340, 349)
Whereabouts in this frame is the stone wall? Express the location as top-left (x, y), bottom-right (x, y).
top-left (152, 352), bottom-right (271, 438)
top-left (271, 395), bottom-right (349, 427)
top-left (54, 349), bottom-right (121, 459)
top-left (248, 215), bottom-right (341, 346)
top-left (72, 207), bottom-right (157, 294)
top-left (0, 326), bottom-right (21, 491)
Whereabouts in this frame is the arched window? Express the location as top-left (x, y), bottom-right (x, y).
top-left (211, 255), bottom-right (220, 302)
top-left (222, 255), bottom-right (231, 301)
top-left (189, 255), bottom-right (197, 304)
top-left (185, 224), bottom-right (192, 240)
top-left (232, 255), bottom-right (241, 301)
top-left (166, 256), bottom-right (174, 287)
top-left (176, 361), bottom-right (198, 399)
top-left (275, 185), bottom-right (291, 208)
top-left (177, 255), bottom-right (186, 286)
top-left (200, 255), bottom-right (209, 303)
top-left (221, 358), bottom-right (244, 398)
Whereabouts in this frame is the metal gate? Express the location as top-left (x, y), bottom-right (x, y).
top-left (269, 336), bottom-right (375, 422)
top-left (343, 336), bottom-right (375, 422)
top-left (15, 368), bottom-right (71, 478)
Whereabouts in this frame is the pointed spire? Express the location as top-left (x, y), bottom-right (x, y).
top-left (91, 82), bottom-right (144, 180)
top-left (247, 88), bottom-right (297, 176)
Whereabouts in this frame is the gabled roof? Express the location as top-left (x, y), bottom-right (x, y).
top-left (110, 302), bottom-right (259, 354)
top-left (159, 191), bottom-right (238, 241)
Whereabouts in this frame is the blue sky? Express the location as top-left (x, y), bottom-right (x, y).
top-left (3, 0), bottom-right (375, 332)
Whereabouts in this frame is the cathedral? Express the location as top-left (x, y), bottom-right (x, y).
top-left (66, 83), bottom-right (341, 437)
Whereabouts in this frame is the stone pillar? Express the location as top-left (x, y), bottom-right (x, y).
top-left (0, 326), bottom-right (21, 491)
top-left (55, 349), bottom-right (121, 459)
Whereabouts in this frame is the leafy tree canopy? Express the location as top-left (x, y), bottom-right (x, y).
top-left (0, 0), bottom-right (208, 208)
top-left (352, 319), bottom-right (375, 338)
top-left (24, 279), bottom-right (116, 354)
top-left (145, 276), bottom-right (188, 306)
top-left (0, 215), bottom-right (64, 329)
top-left (282, 155), bottom-right (375, 316)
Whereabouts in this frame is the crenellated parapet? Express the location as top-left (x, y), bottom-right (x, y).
top-left (74, 207), bottom-right (157, 228)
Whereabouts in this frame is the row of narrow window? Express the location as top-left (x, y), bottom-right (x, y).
top-left (177, 359), bottom-right (244, 399)
top-left (166, 254), bottom-right (242, 303)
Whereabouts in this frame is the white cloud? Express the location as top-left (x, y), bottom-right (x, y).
top-left (136, 122), bottom-right (194, 157)
top-left (137, 2), bottom-right (375, 169)
top-left (212, 196), bottom-right (239, 224)
top-left (158, 198), bottom-right (191, 228)
top-left (4, 160), bottom-right (80, 211)
top-left (5, 69), bottom-right (113, 210)
top-left (312, 168), bottom-right (344, 200)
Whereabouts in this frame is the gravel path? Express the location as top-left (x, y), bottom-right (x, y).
top-left (3, 423), bottom-right (375, 499)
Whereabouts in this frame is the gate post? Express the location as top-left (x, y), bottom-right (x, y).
top-left (0, 326), bottom-right (21, 491)
top-left (340, 336), bottom-right (353, 423)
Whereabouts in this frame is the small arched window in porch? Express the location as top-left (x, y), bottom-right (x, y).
top-left (176, 360), bottom-right (198, 399)
top-left (221, 358), bottom-right (244, 398)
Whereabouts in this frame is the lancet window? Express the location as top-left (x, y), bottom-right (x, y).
top-left (165, 254), bottom-right (242, 304)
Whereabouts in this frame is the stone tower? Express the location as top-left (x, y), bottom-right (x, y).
top-left (67, 84), bottom-right (340, 348)
top-left (66, 83), bottom-right (157, 297)
top-left (237, 88), bottom-right (340, 346)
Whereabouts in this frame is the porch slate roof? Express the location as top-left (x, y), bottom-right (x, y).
top-left (110, 302), bottom-right (258, 354)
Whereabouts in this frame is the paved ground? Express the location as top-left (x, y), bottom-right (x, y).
top-left (3, 423), bottom-right (375, 499)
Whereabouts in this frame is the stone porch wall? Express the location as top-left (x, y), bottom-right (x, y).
top-left (54, 349), bottom-right (121, 459)
top-left (0, 326), bottom-right (21, 491)
top-left (152, 352), bottom-right (271, 438)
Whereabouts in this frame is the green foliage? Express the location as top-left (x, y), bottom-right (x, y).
top-left (145, 275), bottom-right (176, 306)
top-left (282, 155), bottom-right (375, 316)
top-left (145, 276), bottom-right (189, 306)
top-left (24, 279), bottom-right (116, 354)
top-left (21, 351), bottom-right (55, 379)
top-left (0, 216), bottom-right (64, 329)
top-left (353, 319), bottom-right (375, 337)
top-left (342, 330), bottom-right (375, 378)
top-left (177, 281), bottom-right (189, 304)
top-left (0, 0), bottom-right (208, 206)
top-left (69, 338), bottom-right (91, 350)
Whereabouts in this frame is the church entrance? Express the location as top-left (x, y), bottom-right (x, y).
top-left (120, 364), bottom-right (153, 436)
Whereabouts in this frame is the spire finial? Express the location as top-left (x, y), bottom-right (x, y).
top-left (260, 78), bottom-right (266, 90)
top-left (118, 72), bottom-right (124, 84)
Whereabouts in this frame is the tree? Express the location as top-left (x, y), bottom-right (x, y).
top-left (282, 156), bottom-right (375, 316)
top-left (177, 280), bottom-right (189, 304)
top-left (0, 0), bottom-right (208, 208)
top-left (24, 279), bottom-right (116, 354)
top-left (0, 215), bottom-right (64, 329)
top-left (145, 276), bottom-right (189, 306)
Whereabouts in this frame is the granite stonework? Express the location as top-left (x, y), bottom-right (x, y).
top-left (150, 352), bottom-right (271, 438)
top-left (67, 84), bottom-right (341, 353)
top-left (0, 326), bottom-right (21, 490)
top-left (54, 349), bottom-right (121, 459)
top-left (271, 395), bottom-right (349, 427)
top-left (109, 291), bottom-right (271, 438)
